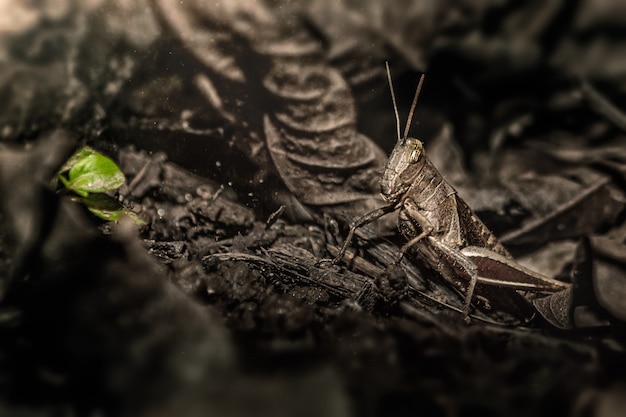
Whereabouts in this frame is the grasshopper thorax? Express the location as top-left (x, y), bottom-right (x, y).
top-left (381, 136), bottom-right (425, 202)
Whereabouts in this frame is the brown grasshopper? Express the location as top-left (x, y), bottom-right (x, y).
top-left (332, 63), bottom-right (570, 320)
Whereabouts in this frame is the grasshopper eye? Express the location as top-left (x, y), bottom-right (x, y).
top-left (407, 139), bottom-right (423, 164)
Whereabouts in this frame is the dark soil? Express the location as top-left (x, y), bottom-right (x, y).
top-left (2, 2), bottom-right (626, 417)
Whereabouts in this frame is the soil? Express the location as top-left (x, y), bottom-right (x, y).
top-left (2, 2), bottom-right (626, 417)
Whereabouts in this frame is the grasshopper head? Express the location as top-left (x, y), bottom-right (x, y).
top-left (380, 137), bottom-right (425, 202)
top-left (382, 65), bottom-right (427, 203)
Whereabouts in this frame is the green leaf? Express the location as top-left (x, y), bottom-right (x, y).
top-left (65, 151), bottom-right (125, 196)
top-left (81, 193), bottom-right (146, 225)
top-left (81, 192), bottom-right (124, 211)
top-left (87, 206), bottom-right (127, 222)
top-left (57, 146), bottom-right (97, 174)
top-left (57, 146), bottom-right (142, 224)
top-left (86, 206), bottom-right (146, 225)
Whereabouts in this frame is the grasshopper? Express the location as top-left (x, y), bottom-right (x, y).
top-left (332, 63), bottom-right (570, 320)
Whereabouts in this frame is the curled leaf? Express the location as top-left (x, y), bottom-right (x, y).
top-left (532, 288), bottom-right (574, 329)
top-left (590, 236), bottom-right (626, 323)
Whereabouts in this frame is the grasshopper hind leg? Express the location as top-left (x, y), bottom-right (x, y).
top-left (419, 236), bottom-right (482, 321)
top-left (396, 200), bottom-right (481, 320)
top-left (463, 272), bottom-right (479, 322)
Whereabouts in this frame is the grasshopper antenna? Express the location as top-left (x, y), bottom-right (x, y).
top-left (385, 61), bottom-right (401, 142)
top-left (403, 73), bottom-right (425, 139)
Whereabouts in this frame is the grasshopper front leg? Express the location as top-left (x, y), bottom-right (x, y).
top-left (392, 198), bottom-right (435, 265)
top-left (331, 203), bottom-right (398, 265)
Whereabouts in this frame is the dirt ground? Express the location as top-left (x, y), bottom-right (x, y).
top-left (2, 1), bottom-right (626, 417)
